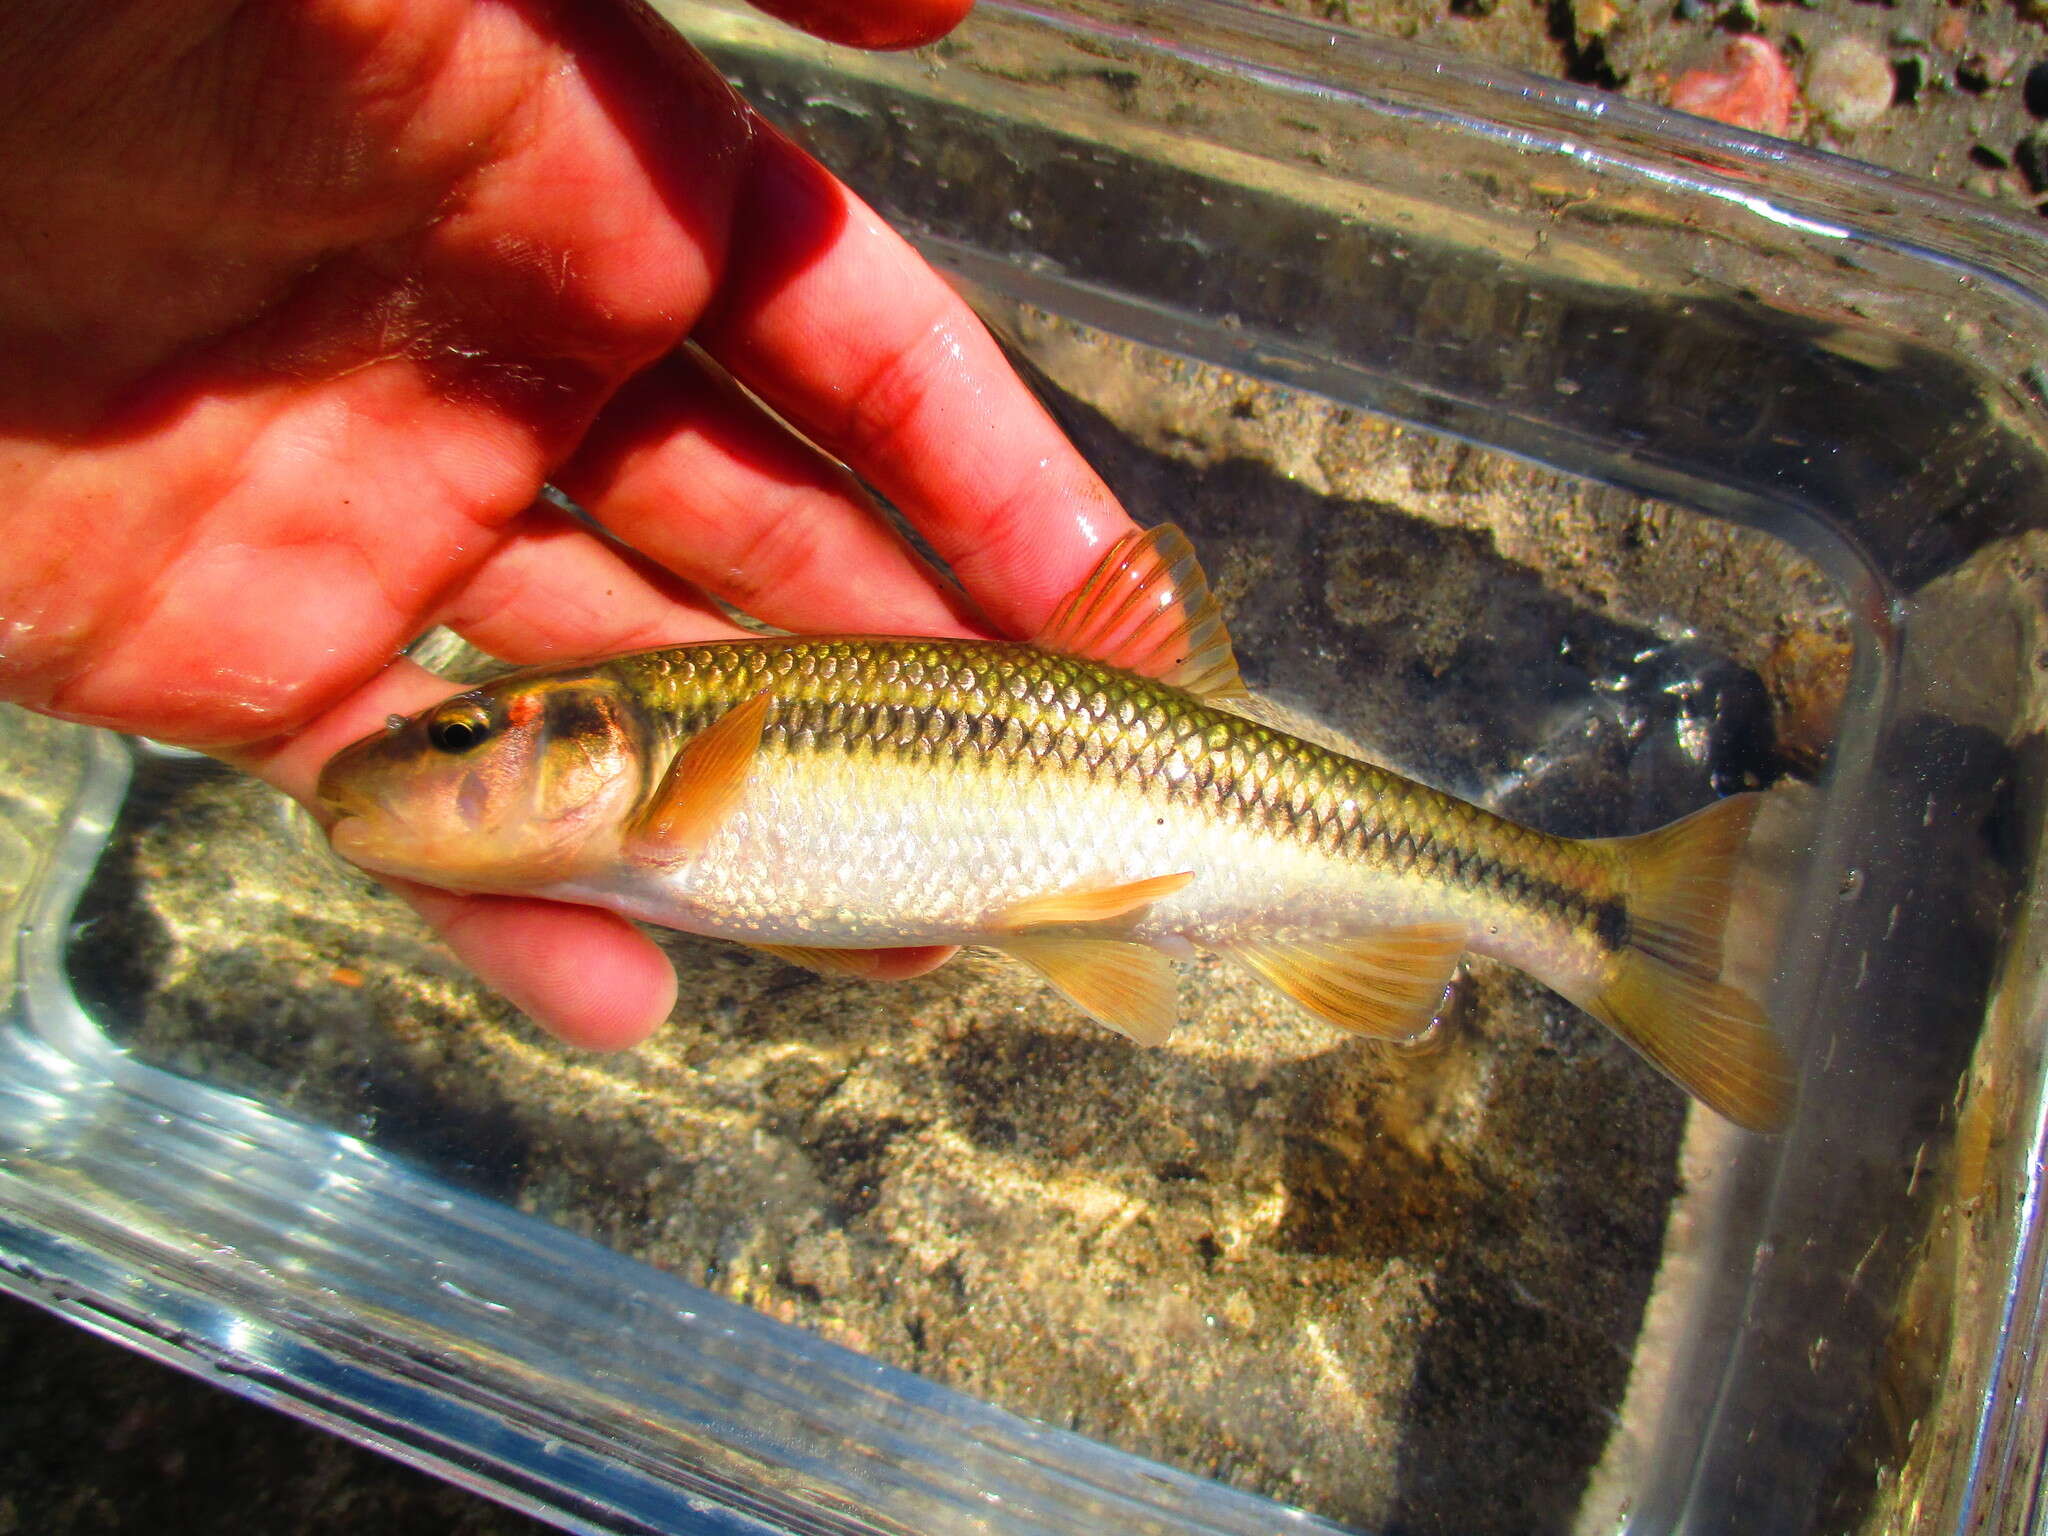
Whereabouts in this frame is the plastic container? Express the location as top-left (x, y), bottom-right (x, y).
top-left (5, 2), bottom-right (2047, 1531)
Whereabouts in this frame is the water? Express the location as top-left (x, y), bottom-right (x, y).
top-left (44, 311), bottom-right (1878, 1534)
top-left (4, 231), bottom-right (2018, 1536)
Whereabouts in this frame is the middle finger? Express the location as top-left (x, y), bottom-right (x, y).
top-left (557, 348), bottom-right (988, 639)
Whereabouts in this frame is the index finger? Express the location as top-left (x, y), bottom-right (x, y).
top-left (695, 129), bottom-right (1136, 639)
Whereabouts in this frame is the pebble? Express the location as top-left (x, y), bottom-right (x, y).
top-left (1762, 630), bottom-right (1853, 777)
top-left (1575, 0), bottom-right (1618, 37)
top-left (1806, 35), bottom-right (1895, 130)
top-left (1666, 36), bottom-right (1800, 135)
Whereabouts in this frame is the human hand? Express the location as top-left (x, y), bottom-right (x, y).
top-left (0, 0), bottom-right (1136, 1048)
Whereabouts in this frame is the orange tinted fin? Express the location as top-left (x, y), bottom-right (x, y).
top-left (995, 871), bottom-right (1194, 930)
top-left (1579, 965), bottom-right (1793, 1133)
top-left (1597, 793), bottom-right (1759, 980)
top-left (1582, 793), bottom-right (1795, 1132)
top-left (628, 691), bottom-right (771, 862)
top-left (1221, 925), bottom-right (1465, 1039)
top-left (997, 935), bottom-right (1178, 1045)
top-left (1036, 524), bottom-right (1250, 704)
top-left (753, 945), bottom-right (888, 979)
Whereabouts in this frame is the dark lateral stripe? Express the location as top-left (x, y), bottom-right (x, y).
top-left (1365, 823), bottom-right (1623, 947)
top-left (631, 642), bottom-right (1632, 947)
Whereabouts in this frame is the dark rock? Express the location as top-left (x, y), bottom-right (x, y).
top-left (2017, 129), bottom-right (2048, 193)
top-left (2026, 59), bottom-right (2048, 117)
top-left (1957, 50), bottom-right (2013, 91)
top-left (1894, 53), bottom-right (1926, 103)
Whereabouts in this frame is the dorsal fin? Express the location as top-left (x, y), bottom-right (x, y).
top-left (1036, 525), bottom-right (1249, 704)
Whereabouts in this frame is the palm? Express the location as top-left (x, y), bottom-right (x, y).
top-left (1, 0), bottom-right (1131, 1045)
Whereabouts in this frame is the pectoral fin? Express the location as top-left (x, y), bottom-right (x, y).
top-left (998, 935), bottom-right (1178, 1046)
top-left (1221, 925), bottom-right (1465, 1039)
top-left (628, 691), bottom-right (771, 863)
top-left (995, 871), bottom-right (1193, 930)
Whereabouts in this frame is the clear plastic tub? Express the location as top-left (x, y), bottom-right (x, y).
top-left (5, 2), bottom-right (2046, 1532)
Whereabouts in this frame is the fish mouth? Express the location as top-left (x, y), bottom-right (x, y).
top-left (325, 811), bottom-right (372, 863)
top-left (323, 803), bottom-right (418, 880)
top-left (314, 765), bottom-right (401, 871)
top-left (314, 756), bottom-right (380, 824)
top-left (319, 800), bottom-right (376, 861)
top-left (320, 799), bottom-right (366, 833)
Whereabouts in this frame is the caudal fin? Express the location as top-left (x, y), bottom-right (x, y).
top-left (1583, 794), bottom-right (1796, 1133)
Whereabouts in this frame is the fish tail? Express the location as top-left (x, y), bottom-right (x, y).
top-left (1581, 794), bottom-right (1795, 1133)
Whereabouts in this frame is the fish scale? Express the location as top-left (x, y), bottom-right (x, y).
top-left (318, 523), bottom-right (1794, 1130)
top-left (581, 637), bottom-right (1619, 976)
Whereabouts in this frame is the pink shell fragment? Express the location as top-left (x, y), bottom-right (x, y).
top-left (1666, 36), bottom-right (1799, 137)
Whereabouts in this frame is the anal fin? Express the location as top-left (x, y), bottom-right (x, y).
top-left (998, 935), bottom-right (1178, 1046)
top-left (1221, 924), bottom-right (1465, 1040)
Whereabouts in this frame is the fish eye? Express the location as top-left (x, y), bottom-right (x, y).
top-left (427, 699), bottom-right (495, 755)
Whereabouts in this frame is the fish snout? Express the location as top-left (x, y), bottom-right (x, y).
top-left (315, 758), bottom-right (380, 825)
top-left (315, 761), bottom-right (415, 876)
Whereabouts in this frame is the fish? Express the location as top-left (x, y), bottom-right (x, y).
top-left (318, 523), bottom-right (1794, 1131)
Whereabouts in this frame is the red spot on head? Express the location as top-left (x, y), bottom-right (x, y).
top-left (507, 692), bottom-right (544, 729)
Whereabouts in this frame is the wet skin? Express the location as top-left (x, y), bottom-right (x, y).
top-left (0, 0), bottom-right (1137, 1047)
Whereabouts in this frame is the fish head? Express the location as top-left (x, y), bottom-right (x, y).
top-left (317, 671), bottom-right (647, 892)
